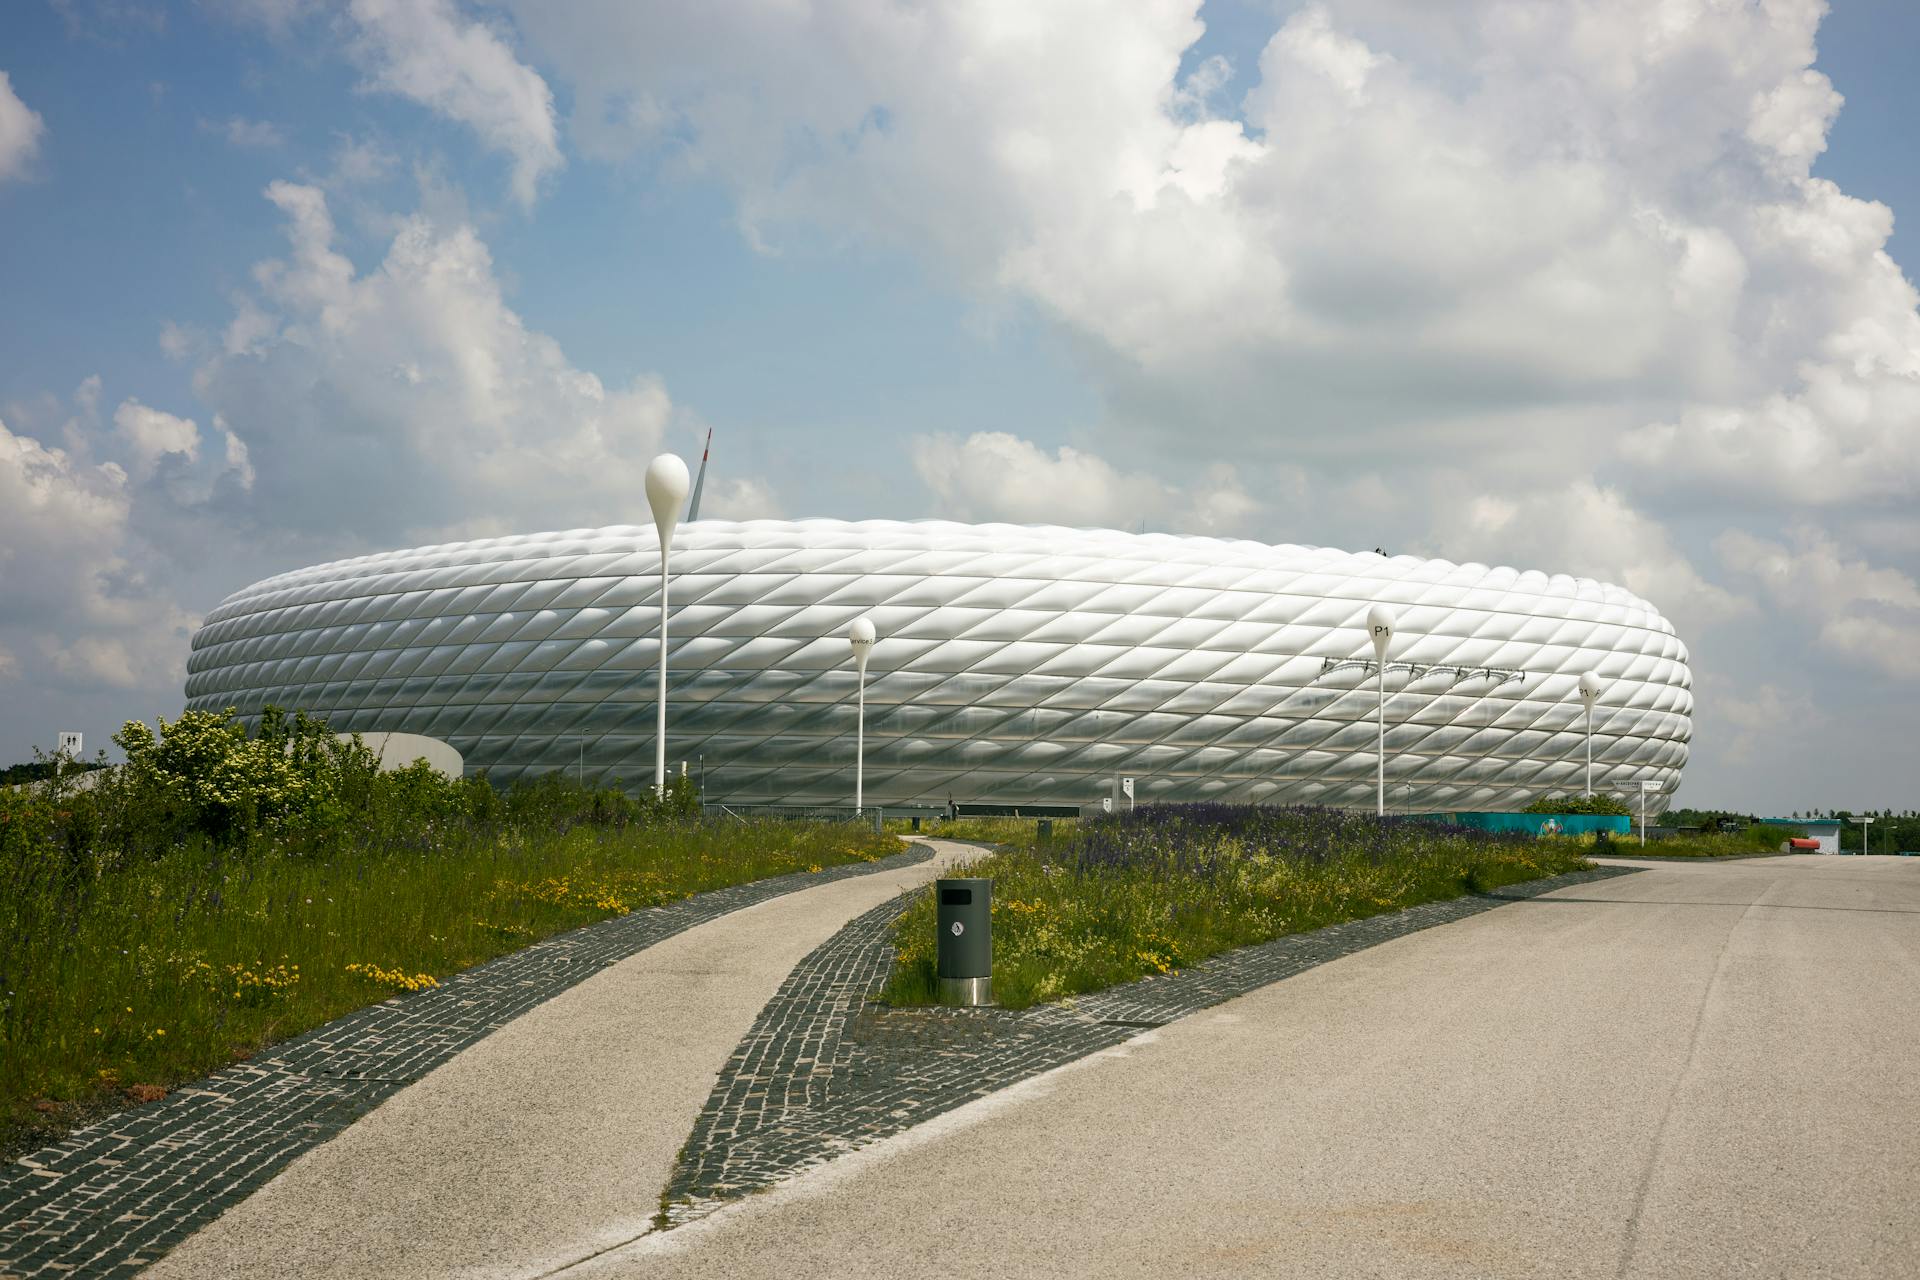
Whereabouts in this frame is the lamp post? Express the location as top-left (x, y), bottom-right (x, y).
top-left (848, 615), bottom-right (876, 813)
top-left (644, 453), bottom-right (690, 798)
top-left (1578, 671), bottom-right (1603, 797)
top-left (1367, 604), bottom-right (1395, 818)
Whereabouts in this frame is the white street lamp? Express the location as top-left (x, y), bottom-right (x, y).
top-left (645, 453), bottom-right (691, 798)
top-left (1578, 671), bottom-right (1604, 797)
top-left (848, 615), bottom-right (876, 812)
top-left (1367, 604), bottom-right (1395, 818)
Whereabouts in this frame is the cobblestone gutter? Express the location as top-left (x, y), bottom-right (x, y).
top-left (661, 863), bottom-right (1641, 1224)
top-left (0, 845), bottom-right (933, 1280)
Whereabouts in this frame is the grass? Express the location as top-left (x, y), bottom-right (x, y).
top-left (1636, 824), bottom-right (1804, 858)
top-left (1, 813), bottom-right (898, 1160)
top-left (880, 804), bottom-right (1591, 1010)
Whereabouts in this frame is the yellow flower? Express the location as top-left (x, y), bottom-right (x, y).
top-left (155, 1028), bottom-right (166, 1036)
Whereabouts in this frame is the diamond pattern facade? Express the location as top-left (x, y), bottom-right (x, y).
top-left (185, 520), bottom-right (1692, 811)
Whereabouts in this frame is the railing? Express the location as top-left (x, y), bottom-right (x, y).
top-left (703, 802), bottom-right (879, 824)
top-left (1317, 658), bottom-right (1526, 688)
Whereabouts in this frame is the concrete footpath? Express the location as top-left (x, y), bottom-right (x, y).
top-left (574, 855), bottom-right (1920, 1280)
top-left (147, 840), bottom-right (973, 1280)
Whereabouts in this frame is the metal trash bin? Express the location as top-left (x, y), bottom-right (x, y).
top-left (935, 877), bottom-right (992, 1005)
top-left (1036, 818), bottom-right (1053, 842)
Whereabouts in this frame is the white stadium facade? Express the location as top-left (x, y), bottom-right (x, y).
top-left (184, 520), bottom-right (1692, 812)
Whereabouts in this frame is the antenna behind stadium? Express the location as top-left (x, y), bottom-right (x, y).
top-left (687, 427), bottom-right (713, 521)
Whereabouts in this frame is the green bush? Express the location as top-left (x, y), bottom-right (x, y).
top-left (1522, 794), bottom-right (1632, 816)
top-left (1649, 824), bottom-right (1801, 857)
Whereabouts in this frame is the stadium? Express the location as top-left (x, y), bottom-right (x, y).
top-left (184, 520), bottom-right (1692, 812)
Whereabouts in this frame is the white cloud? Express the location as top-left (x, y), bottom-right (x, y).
top-left (911, 431), bottom-right (1258, 535)
top-left (112, 399), bottom-right (200, 470)
top-left (1426, 479), bottom-right (1746, 635)
top-left (206, 115), bottom-right (287, 149)
top-left (699, 476), bottom-right (782, 522)
top-left (109, 397), bottom-right (254, 504)
top-left (158, 320), bottom-right (195, 360)
top-left (506, 0), bottom-right (1919, 518)
top-left (0, 71), bottom-right (46, 183)
top-left (327, 132), bottom-right (400, 186)
top-left (191, 181), bottom-right (671, 543)
top-left (0, 411), bottom-right (197, 691)
top-left (346, 0), bottom-right (561, 207)
top-left (1717, 527), bottom-right (1920, 680)
top-left (1708, 678), bottom-right (1822, 766)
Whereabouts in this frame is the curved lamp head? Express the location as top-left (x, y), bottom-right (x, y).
top-left (644, 453), bottom-right (691, 547)
top-left (1578, 670), bottom-right (1604, 705)
top-left (1366, 604), bottom-right (1395, 664)
top-left (848, 615), bottom-right (877, 674)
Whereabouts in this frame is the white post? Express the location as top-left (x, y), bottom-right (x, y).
top-left (1367, 605), bottom-right (1395, 818)
top-left (1855, 815), bottom-right (1873, 856)
top-left (645, 454), bottom-right (691, 799)
top-left (1578, 672), bottom-right (1603, 797)
top-left (848, 616), bottom-right (876, 813)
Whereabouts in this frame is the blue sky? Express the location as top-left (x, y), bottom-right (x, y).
top-left (1, 0), bottom-right (1917, 812)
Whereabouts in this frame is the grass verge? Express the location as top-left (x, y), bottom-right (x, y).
top-left (1631, 825), bottom-right (1803, 858)
top-left (880, 804), bottom-right (1589, 1010)
top-left (2, 815), bottom-right (898, 1161)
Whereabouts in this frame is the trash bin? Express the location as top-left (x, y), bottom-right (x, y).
top-left (1036, 818), bottom-right (1053, 842)
top-left (935, 877), bottom-right (992, 1005)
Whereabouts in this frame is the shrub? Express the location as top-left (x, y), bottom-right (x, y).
top-left (882, 803), bottom-right (1590, 1009)
top-left (1522, 793), bottom-right (1632, 816)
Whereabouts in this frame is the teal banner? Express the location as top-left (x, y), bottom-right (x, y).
top-left (1409, 811), bottom-right (1632, 836)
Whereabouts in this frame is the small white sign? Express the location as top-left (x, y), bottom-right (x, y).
top-left (1101, 797), bottom-right (1112, 813)
top-left (58, 731), bottom-right (82, 757)
top-left (1121, 777), bottom-right (1135, 800)
top-left (949, 920), bottom-right (964, 937)
top-left (1640, 780), bottom-right (1659, 792)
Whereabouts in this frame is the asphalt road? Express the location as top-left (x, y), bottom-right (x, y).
top-left (576, 854), bottom-right (1920, 1280)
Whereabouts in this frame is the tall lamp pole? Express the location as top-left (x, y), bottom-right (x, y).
top-left (1367, 605), bottom-right (1395, 818)
top-left (848, 616), bottom-right (876, 812)
top-left (645, 453), bottom-right (690, 798)
top-left (1578, 671), bottom-right (1603, 797)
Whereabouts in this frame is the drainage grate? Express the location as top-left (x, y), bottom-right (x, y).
top-left (1098, 1019), bottom-right (1166, 1030)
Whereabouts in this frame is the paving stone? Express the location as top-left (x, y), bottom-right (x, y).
top-left (0, 846), bottom-right (931, 1279)
top-left (660, 864), bottom-right (1640, 1224)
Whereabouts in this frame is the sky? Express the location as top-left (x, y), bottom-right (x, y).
top-left (1, 0), bottom-right (1916, 814)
